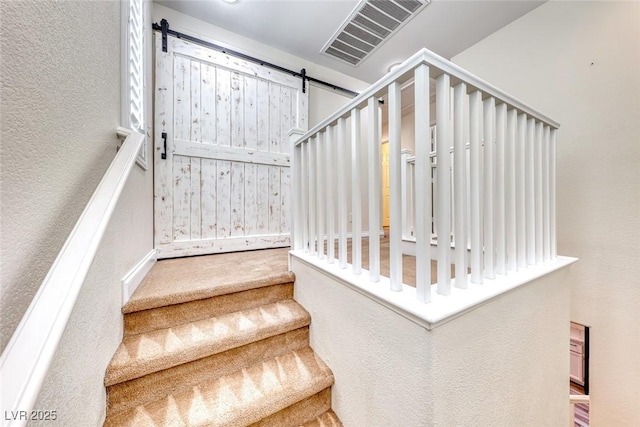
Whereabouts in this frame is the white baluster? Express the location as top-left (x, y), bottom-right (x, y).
top-left (389, 81), bottom-right (403, 291)
top-left (483, 97), bottom-right (496, 279)
top-left (526, 118), bottom-right (535, 265)
top-left (367, 97), bottom-right (381, 281)
top-left (436, 74), bottom-right (452, 294)
top-left (401, 149), bottom-right (411, 240)
top-left (495, 102), bottom-right (506, 275)
top-left (351, 108), bottom-right (362, 275)
top-left (317, 132), bottom-right (325, 259)
top-left (535, 121), bottom-right (543, 264)
top-left (506, 109), bottom-right (517, 272)
top-left (542, 125), bottom-right (551, 261)
top-left (550, 129), bottom-right (557, 258)
top-left (309, 135), bottom-right (317, 256)
top-left (415, 64), bottom-right (431, 301)
top-left (469, 91), bottom-right (483, 284)
top-left (326, 126), bottom-right (335, 263)
top-left (453, 82), bottom-right (468, 289)
top-left (301, 141), bottom-right (309, 252)
top-left (516, 114), bottom-right (527, 268)
top-left (337, 118), bottom-right (348, 268)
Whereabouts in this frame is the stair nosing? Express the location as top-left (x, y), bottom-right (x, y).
top-left (105, 299), bottom-right (310, 386)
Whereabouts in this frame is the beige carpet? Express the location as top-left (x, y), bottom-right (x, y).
top-left (104, 249), bottom-right (342, 426)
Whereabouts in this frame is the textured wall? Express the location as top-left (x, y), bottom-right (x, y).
top-left (452, 2), bottom-right (640, 424)
top-left (292, 257), bottom-right (570, 426)
top-left (1, 0), bottom-right (119, 351)
top-left (1, 0), bottom-right (153, 423)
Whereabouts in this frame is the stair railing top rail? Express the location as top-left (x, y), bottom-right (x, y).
top-left (294, 47), bottom-right (559, 147)
top-left (0, 128), bottom-right (144, 427)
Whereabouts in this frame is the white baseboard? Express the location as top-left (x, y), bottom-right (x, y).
top-left (121, 249), bottom-right (156, 305)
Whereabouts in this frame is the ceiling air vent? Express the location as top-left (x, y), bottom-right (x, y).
top-left (321, 0), bottom-right (430, 66)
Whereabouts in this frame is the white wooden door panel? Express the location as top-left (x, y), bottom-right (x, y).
top-left (154, 34), bottom-right (308, 258)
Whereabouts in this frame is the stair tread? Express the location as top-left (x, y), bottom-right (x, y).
top-left (124, 248), bottom-right (292, 313)
top-left (302, 410), bottom-right (343, 427)
top-left (104, 347), bottom-right (334, 427)
top-left (105, 300), bottom-right (310, 386)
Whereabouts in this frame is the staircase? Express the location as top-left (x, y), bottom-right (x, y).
top-left (103, 249), bottom-right (342, 426)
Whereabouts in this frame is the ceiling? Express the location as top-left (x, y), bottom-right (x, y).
top-left (155, 0), bottom-right (544, 84)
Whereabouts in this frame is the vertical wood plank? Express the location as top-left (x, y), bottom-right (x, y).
top-left (216, 160), bottom-right (231, 237)
top-left (535, 121), bottom-right (543, 263)
top-left (483, 97), bottom-right (496, 279)
top-left (281, 166), bottom-right (291, 235)
top-left (436, 74), bottom-right (452, 294)
top-left (231, 72), bottom-right (244, 148)
top-left (550, 129), bottom-right (557, 258)
top-left (337, 118), bottom-right (348, 268)
top-left (506, 108), bottom-right (518, 272)
top-left (280, 87), bottom-right (292, 155)
top-left (469, 91), bottom-right (483, 284)
top-left (201, 159), bottom-right (217, 239)
top-left (190, 61), bottom-right (201, 143)
top-left (495, 103), bottom-right (507, 275)
top-left (230, 162), bottom-right (244, 236)
top-left (154, 35), bottom-right (174, 245)
top-left (316, 131), bottom-right (325, 259)
top-left (244, 163), bottom-right (257, 235)
top-left (256, 79), bottom-right (269, 151)
top-left (389, 81), bottom-right (403, 291)
top-left (201, 64), bottom-right (216, 145)
top-left (526, 117), bottom-right (536, 265)
top-left (542, 125), bottom-right (551, 261)
top-left (174, 56), bottom-right (191, 142)
top-left (216, 68), bottom-right (231, 146)
top-left (367, 97), bottom-right (381, 281)
top-left (269, 83), bottom-right (281, 153)
top-left (173, 156), bottom-right (191, 241)
top-left (326, 126), bottom-right (336, 263)
top-left (516, 113), bottom-right (527, 268)
top-left (351, 108), bottom-right (362, 274)
top-left (190, 157), bottom-right (201, 239)
top-left (269, 166), bottom-right (281, 235)
top-left (244, 77), bottom-right (258, 150)
top-left (415, 65), bottom-right (431, 299)
top-left (256, 164), bottom-right (269, 234)
top-left (453, 81), bottom-right (468, 289)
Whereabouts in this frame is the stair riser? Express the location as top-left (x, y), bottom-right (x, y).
top-left (124, 283), bottom-right (294, 337)
top-left (107, 327), bottom-right (310, 417)
top-left (248, 388), bottom-right (331, 427)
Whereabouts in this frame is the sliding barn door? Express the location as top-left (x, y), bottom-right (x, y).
top-left (154, 34), bottom-right (308, 258)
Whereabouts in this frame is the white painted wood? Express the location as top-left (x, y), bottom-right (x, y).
top-left (483, 97), bottom-right (496, 280)
top-left (436, 74), bottom-right (452, 294)
top-left (542, 125), bottom-right (551, 261)
top-left (535, 121), bottom-right (543, 264)
top-left (351, 108), bottom-right (362, 275)
top-left (469, 91), bottom-right (483, 284)
top-left (367, 97), bottom-right (381, 282)
top-left (158, 235), bottom-right (291, 258)
top-left (401, 149), bottom-right (411, 239)
top-left (389, 81), bottom-right (403, 291)
top-left (0, 129), bottom-right (143, 426)
top-left (155, 35), bottom-right (308, 257)
top-left (337, 117), bottom-right (348, 268)
top-left (506, 108), bottom-right (517, 272)
top-left (317, 131), bottom-right (325, 260)
top-left (495, 103), bottom-right (507, 275)
top-left (289, 129), bottom-right (305, 250)
top-left (121, 249), bottom-right (157, 305)
top-left (415, 65), bottom-right (432, 301)
top-left (550, 129), bottom-right (557, 258)
top-left (526, 117), bottom-right (536, 265)
top-left (326, 126), bottom-right (336, 264)
top-left (308, 136), bottom-right (317, 255)
top-left (301, 141), bottom-right (309, 251)
top-left (516, 113), bottom-right (527, 269)
top-left (453, 82), bottom-right (468, 289)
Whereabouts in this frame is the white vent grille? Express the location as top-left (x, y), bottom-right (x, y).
top-left (321, 0), bottom-right (430, 66)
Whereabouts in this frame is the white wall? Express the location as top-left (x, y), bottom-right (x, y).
top-left (452, 2), bottom-right (640, 425)
top-left (1, 0), bottom-right (153, 423)
top-left (292, 256), bottom-right (570, 426)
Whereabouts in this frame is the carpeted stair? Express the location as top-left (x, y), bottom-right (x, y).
top-left (104, 251), bottom-right (342, 426)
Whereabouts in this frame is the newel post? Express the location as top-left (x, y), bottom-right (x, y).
top-left (289, 128), bottom-right (305, 251)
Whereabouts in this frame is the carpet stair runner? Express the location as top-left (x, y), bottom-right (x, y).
top-left (104, 263), bottom-right (342, 426)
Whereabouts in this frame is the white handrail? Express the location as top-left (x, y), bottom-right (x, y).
top-left (569, 394), bottom-right (589, 426)
top-left (0, 128), bottom-right (144, 427)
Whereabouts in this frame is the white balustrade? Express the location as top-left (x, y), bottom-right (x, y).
top-left (290, 48), bottom-right (560, 306)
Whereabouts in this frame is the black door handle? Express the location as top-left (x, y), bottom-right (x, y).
top-left (161, 132), bottom-right (167, 160)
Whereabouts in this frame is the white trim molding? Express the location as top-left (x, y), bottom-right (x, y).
top-left (121, 250), bottom-right (156, 305)
top-left (0, 129), bottom-right (144, 427)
